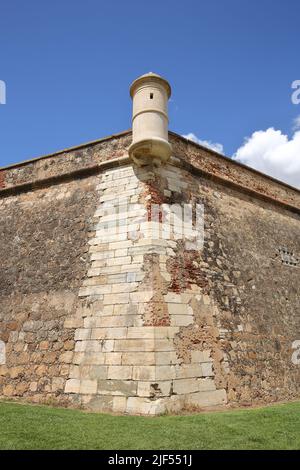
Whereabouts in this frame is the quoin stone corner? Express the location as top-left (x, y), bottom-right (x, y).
top-left (0, 73), bottom-right (299, 415)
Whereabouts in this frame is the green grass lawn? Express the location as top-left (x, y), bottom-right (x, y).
top-left (0, 400), bottom-right (300, 450)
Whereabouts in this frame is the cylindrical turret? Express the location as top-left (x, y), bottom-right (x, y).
top-left (129, 72), bottom-right (172, 166)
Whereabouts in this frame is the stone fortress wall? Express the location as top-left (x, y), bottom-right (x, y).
top-left (0, 130), bottom-right (299, 414)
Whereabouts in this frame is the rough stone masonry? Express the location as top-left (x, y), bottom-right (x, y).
top-left (0, 74), bottom-right (300, 415)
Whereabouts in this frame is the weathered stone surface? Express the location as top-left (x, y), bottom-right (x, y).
top-left (0, 175), bottom-right (98, 405)
top-left (185, 389), bottom-right (227, 408)
top-left (0, 130), bottom-right (299, 414)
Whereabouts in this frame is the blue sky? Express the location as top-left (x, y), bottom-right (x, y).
top-left (0, 0), bottom-right (300, 186)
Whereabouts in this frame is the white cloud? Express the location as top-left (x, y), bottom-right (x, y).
top-left (183, 132), bottom-right (224, 154)
top-left (233, 122), bottom-right (300, 189)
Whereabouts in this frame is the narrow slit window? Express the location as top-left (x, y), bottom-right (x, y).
top-left (150, 93), bottom-right (153, 99)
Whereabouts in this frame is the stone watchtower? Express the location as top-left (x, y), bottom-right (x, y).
top-left (65, 73), bottom-right (226, 414)
top-left (0, 73), bottom-right (299, 414)
top-left (129, 72), bottom-right (172, 166)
